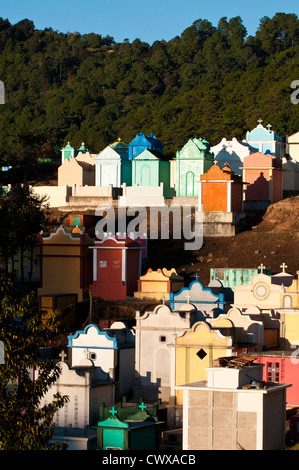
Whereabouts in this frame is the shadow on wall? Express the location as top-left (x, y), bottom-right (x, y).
top-left (215, 150), bottom-right (243, 175)
top-left (245, 172), bottom-right (269, 201)
top-left (133, 371), bottom-right (163, 403)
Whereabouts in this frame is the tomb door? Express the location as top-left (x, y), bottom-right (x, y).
top-left (141, 164), bottom-right (151, 186)
top-left (95, 250), bottom-right (126, 299)
top-left (186, 171), bottom-right (195, 197)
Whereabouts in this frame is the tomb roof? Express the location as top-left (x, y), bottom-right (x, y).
top-left (246, 120), bottom-right (283, 143)
top-left (110, 137), bottom-right (128, 148)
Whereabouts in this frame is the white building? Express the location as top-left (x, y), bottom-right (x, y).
top-left (67, 322), bottom-right (135, 398)
top-left (176, 360), bottom-right (291, 450)
top-left (95, 142), bottom-right (131, 188)
top-left (133, 303), bottom-right (196, 403)
top-left (39, 322), bottom-right (135, 449)
top-left (211, 137), bottom-right (253, 176)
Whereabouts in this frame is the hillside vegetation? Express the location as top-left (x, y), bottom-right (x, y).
top-left (0, 13), bottom-right (299, 170)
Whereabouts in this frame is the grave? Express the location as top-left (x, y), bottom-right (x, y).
top-left (176, 360), bottom-right (291, 450)
top-left (97, 402), bottom-right (162, 450)
top-left (39, 348), bottom-right (115, 435)
top-left (198, 163), bottom-right (244, 213)
top-left (37, 226), bottom-right (94, 304)
top-left (58, 156), bottom-right (95, 187)
top-left (243, 151), bottom-right (283, 210)
top-left (168, 274), bottom-right (225, 319)
top-left (134, 267), bottom-right (184, 301)
top-left (210, 267), bottom-right (272, 289)
top-left (271, 262), bottom-right (294, 287)
top-left (172, 137), bottom-right (214, 198)
top-left (128, 132), bottom-right (163, 160)
top-left (90, 235), bottom-right (142, 300)
top-left (280, 271), bottom-right (299, 309)
top-left (133, 303), bottom-right (196, 403)
top-left (67, 322), bottom-right (135, 398)
top-left (95, 139), bottom-right (132, 188)
top-left (175, 321), bottom-right (234, 407)
top-left (211, 137), bottom-right (253, 176)
top-left (131, 148), bottom-right (173, 199)
top-left (232, 263), bottom-right (288, 319)
top-left (244, 119), bottom-right (284, 159)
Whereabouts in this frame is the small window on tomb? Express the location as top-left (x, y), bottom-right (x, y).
top-left (160, 336), bottom-right (166, 343)
top-left (90, 352), bottom-right (97, 360)
top-left (196, 349), bottom-right (207, 360)
top-left (283, 295), bottom-right (292, 308)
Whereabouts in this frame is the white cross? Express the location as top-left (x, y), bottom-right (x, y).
top-left (281, 263), bottom-right (288, 273)
top-left (83, 349), bottom-right (90, 359)
top-left (59, 350), bottom-right (67, 362)
top-left (161, 295), bottom-right (167, 304)
top-left (186, 293), bottom-right (191, 304)
top-left (258, 118), bottom-right (263, 125)
top-left (267, 123), bottom-right (272, 131)
top-left (258, 263), bottom-right (265, 273)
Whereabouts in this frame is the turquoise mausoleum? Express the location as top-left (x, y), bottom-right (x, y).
top-left (174, 137), bottom-right (214, 197)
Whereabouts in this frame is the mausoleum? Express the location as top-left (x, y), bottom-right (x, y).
top-left (128, 132), bottom-right (163, 160)
top-left (173, 137), bottom-right (214, 198)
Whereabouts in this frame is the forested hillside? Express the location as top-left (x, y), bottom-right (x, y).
top-left (0, 13), bottom-right (299, 166)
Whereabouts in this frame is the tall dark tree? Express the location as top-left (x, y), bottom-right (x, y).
top-left (0, 279), bottom-right (69, 450)
top-left (0, 185), bottom-right (51, 284)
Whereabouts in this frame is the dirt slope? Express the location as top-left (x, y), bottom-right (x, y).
top-left (143, 197), bottom-right (299, 287)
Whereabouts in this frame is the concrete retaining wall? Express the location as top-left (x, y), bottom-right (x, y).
top-left (31, 185), bottom-right (72, 207)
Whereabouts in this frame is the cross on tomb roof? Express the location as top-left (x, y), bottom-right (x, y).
top-left (139, 402), bottom-right (147, 411)
top-left (267, 123), bottom-right (272, 131)
top-left (59, 350), bottom-right (67, 362)
top-left (281, 262), bottom-right (288, 273)
top-left (258, 118), bottom-right (263, 125)
top-left (161, 295), bottom-right (167, 304)
top-left (258, 263), bottom-right (266, 273)
top-left (109, 406), bottom-right (118, 417)
top-left (194, 273), bottom-right (200, 282)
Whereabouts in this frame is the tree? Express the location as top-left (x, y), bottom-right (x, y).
top-left (0, 184), bottom-right (53, 284)
top-left (0, 195), bottom-right (17, 277)
top-left (0, 279), bottom-right (69, 450)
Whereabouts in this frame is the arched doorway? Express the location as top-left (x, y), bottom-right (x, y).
top-left (186, 171), bottom-right (195, 197)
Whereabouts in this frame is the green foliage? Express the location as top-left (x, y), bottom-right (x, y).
top-left (0, 279), bottom-right (69, 450)
top-left (0, 185), bottom-right (51, 282)
top-left (0, 13), bottom-right (299, 160)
